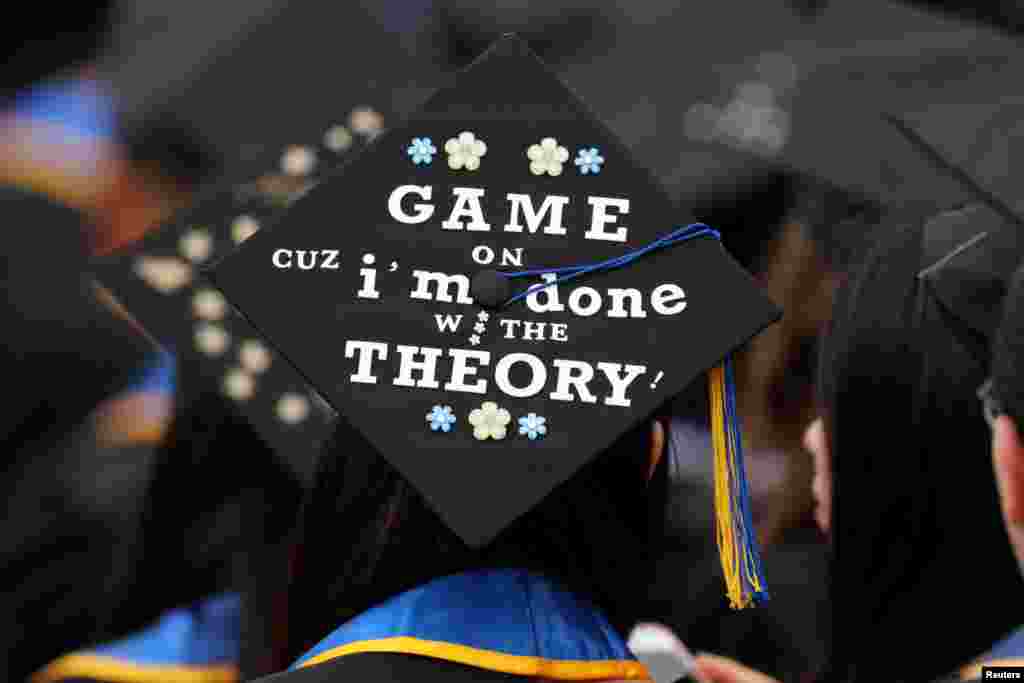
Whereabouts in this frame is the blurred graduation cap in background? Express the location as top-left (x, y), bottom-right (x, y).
top-left (89, 114), bottom-right (399, 486)
top-left (87, 112), bottom-right (403, 679)
top-left (662, 0), bottom-right (1020, 220)
top-left (918, 202), bottom-right (1023, 353)
top-left (90, 1), bottom-right (459, 485)
top-left (784, 0), bottom-right (1020, 210)
top-left (788, 0), bottom-right (1024, 35)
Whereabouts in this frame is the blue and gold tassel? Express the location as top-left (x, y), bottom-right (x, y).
top-left (497, 223), bottom-right (770, 607)
top-left (709, 356), bottom-right (769, 609)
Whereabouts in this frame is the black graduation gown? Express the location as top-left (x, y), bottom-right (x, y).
top-left (0, 185), bottom-right (154, 681)
top-left (256, 653), bottom-right (546, 683)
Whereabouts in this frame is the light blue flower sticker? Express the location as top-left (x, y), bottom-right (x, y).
top-left (574, 147), bottom-right (605, 175)
top-left (407, 137), bottom-right (437, 165)
top-left (518, 413), bottom-right (547, 440)
top-left (426, 405), bottom-right (457, 432)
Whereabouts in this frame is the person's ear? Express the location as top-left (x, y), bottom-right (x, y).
top-left (647, 420), bottom-right (666, 483)
top-left (804, 417), bottom-right (831, 535)
top-left (993, 415), bottom-right (1024, 525)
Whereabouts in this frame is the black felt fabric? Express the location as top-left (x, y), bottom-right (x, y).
top-left (254, 652), bottom-right (535, 683)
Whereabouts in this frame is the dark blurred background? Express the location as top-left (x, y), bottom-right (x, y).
top-left (4, 1), bottom-right (1023, 681)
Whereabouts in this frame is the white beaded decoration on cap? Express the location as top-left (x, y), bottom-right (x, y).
top-left (281, 145), bottom-right (317, 176)
top-left (223, 368), bottom-right (255, 401)
top-left (276, 393), bottom-right (310, 425)
top-left (324, 125), bottom-right (353, 152)
top-left (349, 107), bottom-right (383, 137)
top-left (231, 215), bottom-right (260, 244)
top-left (239, 339), bottom-right (272, 374)
top-left (192, 289), bottom-right (227, 321)
top-left (195, 323), bottom-right (230, 356)
top-left (134, 257), bottom-right (193, 294)
top-left (180, 229), bottom-right (213, 263)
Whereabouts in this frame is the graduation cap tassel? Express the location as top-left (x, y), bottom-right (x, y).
top-left (499, 223), bottom-right (770, 607)
top-left (709, 357), bottom-right (769, 609)
top-left (502, 224), bottom-right (721, 304)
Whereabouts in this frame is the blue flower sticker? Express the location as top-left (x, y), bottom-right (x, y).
top-left (518, 413), bottom-right (547, 440)
top-left (407, 137), bottom-right (437, 165)
top-left (574, 147), bottom-right (605, 175)
top-left (426, 405), bottom-right (457, 432)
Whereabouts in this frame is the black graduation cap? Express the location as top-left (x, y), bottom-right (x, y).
top-left (777, 0), bottom-right (1020, 211)
top-left (919, 203), bottom-right (1024, 347)
top-left (786, 0), bottom-right (1024, 33)
top-left (210, 35), bottom-right (781, 607)
top-left (89, 115), bottom-right (388, 484)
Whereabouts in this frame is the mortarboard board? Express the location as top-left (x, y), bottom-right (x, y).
top-left (918, 203), bottom-right (1024, 347)
top-left (796, 0), bottom-right (1024, 36)
top-left (208, 35), bottom-right (781, 608)
top-left (89, 113), bottom-right (395, 484)
top-left (773, 0), bottom-right (1021, 211)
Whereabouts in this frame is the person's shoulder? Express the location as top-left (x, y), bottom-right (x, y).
top-left (30, 594), bottom-right (241, 683)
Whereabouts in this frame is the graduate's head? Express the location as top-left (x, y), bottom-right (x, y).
top-left (816, 205), bottom-right (1024, 683)
top-left (286, 410), bottom-right (671, 655)
top-left (203, 35), bottom-right (779, 656)
top-left (989, 262), bottom-right (1024, 575)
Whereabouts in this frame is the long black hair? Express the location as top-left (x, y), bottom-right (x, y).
top-left (285, 414), bottom-right (669, 660)
top-left (818, 219), bottom-right (1024, 683)
top-left (994, 263), bottom-right (1024, 429)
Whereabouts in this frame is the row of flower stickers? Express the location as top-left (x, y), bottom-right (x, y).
top-left (427, 403), bottom-right (547, 441)
top-left (408, 133), bottom-right (605, 176)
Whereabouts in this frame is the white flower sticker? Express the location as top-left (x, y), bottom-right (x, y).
top-left (468, 401), bottom-right (512, 441)
top-left (527, 137), bottom-right (570, 176)
top-left (445, 131), bottom-right (487, 171)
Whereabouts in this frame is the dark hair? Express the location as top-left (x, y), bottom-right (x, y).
top-left (285, 416), bottom-right (668, 660)
top-left (1, 3), bottom-right (114, 96)
top-left (818, 220), bottom-right (1024, 683)
top-left (994, 263), bottom-right (1024, 429)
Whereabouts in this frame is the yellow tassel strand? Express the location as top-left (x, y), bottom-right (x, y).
top-left (709, 359), bottom-right (771, 609)
top-left (709, 363), bottom-right (746, 609)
